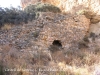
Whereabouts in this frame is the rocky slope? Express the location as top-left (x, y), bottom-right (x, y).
top-left (0, 1), bottom-right (100, 75)
top-left (0, 11), bottom-right (100, 75)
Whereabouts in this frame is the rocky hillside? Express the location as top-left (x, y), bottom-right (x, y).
top-left (0, 12), bottom-right (100, 75)
top-left (0, 2), bottom-right (100, 75)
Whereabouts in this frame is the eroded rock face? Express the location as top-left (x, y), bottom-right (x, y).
top-left (21, 0), bottom-right (100, 15)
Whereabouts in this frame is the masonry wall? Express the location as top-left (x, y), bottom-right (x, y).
top-left (37, 12), bottom-right (90, 49)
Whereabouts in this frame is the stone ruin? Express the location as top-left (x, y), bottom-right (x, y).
top-left (37, 12), bottom-right (90, 50)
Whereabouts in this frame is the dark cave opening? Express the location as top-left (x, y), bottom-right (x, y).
top-left (52, 40), bottom-right (62, 47)
top-left (49, 40), bottom-right (63, 52)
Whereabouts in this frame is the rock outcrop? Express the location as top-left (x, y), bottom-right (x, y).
top-left (21, 0), bottom-right (100, 15)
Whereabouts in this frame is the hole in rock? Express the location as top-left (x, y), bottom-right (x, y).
top-left (49, 40), bottom-right (63, 52)
top-left (52, 40), bottom-right (62, 47)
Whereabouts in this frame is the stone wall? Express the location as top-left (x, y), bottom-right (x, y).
top-left (37, 12), bottom-right (90, 49)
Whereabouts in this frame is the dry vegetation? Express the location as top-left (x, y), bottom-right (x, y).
top-left (41, 44), bottom-right (99, 75)
top-left (0, 6), bottom-right (36, 29)
top-left (24, 2), bottom-right (61, 13)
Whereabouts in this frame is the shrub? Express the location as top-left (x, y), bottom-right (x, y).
top-left (83, 36), bottom-right (89, 43)
top-left (78, 41), bottom-right (88, 49)
top-left (0, 65), bottom-right (4, 75)
top-left (89, 32), bottom-right (96, 41)
top-left (0, 6), bottom-right (36, 28)
top-left (24, 2), bottom-right (61, 13)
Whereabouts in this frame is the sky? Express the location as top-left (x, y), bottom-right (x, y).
top-left (0, 0), bottom-right (21, 8)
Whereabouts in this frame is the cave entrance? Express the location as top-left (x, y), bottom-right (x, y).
top-left (52, 40), bottom-right (62, 47)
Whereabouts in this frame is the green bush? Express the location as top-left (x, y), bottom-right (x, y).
top-left (24, 2), bottom-right (61, 13)
top-left (0, 6), bottom-right (36, 28)
top-left (0, 65), bottom-right (4, 75)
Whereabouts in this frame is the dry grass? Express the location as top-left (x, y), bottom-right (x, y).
top-left (30, 44), bottom-right (100, 75)
top-left (1, 46), bottom-right (100, 75)
top-left (54, 47), bottom-right (100, 75)
top-left (1, 24), bottom-right (12, 30)
top-left (65, 48), bottom-right (99, 65)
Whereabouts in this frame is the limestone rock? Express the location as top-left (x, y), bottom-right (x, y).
top-left (21, 0), bottom-right (100, 15)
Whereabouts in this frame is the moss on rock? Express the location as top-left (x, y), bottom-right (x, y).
top-left (24, 2), bottom-right (61, 13)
